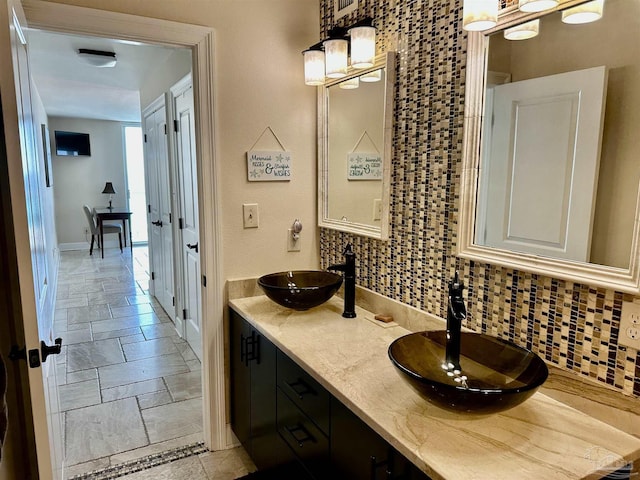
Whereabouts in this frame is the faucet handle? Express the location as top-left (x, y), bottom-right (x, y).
top-left (449, 270), bottom-right (465, 297)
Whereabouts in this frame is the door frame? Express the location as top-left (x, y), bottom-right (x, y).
top-left (22, 0), bottom-right (226, 451)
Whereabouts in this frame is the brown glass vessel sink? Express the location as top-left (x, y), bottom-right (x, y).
top-left (258, 270), bottom-right (343, 311)
top-left (388, 331), bottom-right (548, 414)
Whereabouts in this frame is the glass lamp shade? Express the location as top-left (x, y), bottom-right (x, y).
top-left (462, 0), bottom-right (498, 32)
top-left (360, 69), bottom-right (382, 83)
top-left (303, 49), bottom-right (326, 86)
top-left (339, 77), bottom-right (360, 89)
top-left (504, 19), bottom-right (540, 40)
top-left (518, 0), bottom-right (558, 12)
top-left (561, 0), bottom-right (604, 24)
top-left (349, 25), bottom-right (376, 68)
top-left (323, 38), bottom-right (348, 78)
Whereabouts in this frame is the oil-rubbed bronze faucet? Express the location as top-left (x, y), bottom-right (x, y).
top-left (328, 243), bottom-right (356, 318)
top-left (445, 271), bottom-right (466, 371)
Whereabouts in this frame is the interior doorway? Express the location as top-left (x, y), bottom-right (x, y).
top-left (19, 2), bottom-right (226, 478)
top-left (124, 125), bottom-right (147, 244)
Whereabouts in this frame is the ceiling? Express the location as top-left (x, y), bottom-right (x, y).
top-left (27, 29), bottom-right (184, 122)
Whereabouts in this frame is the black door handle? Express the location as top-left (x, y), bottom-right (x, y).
top-left (9, 345), bottom-right (41, 368)
top-left (41, 338), bottom-right (62, 363)
top-left (151, 220), bottom-right (163, 227)
top-left (187, 242), bottom-right (198, 253)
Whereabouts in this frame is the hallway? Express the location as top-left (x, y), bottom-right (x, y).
top-left (53, 246), bottom-right (253, 479)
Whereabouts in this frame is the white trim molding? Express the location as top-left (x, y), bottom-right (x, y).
top-left (22, 0), bottom-right (228, 450)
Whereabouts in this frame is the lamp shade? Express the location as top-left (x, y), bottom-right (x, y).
top-left (323, 38), bottom-right (348, 78)
top-left (349, 25), bottom-right (376, 69)
top-left (561, 0), bottom-right (604, 24)
top-left (504, 19), bottom-right (540, 40)
top-left (339, 77), bottom-right (360, 89)
top-left (101, 182), bottom-right (117, 195)
top-left (518, 0), bottom-right (558, 12)
top-left (303, 49), bottom-right (326, 86)
top-left (360, 69), bottom-right (382, 83)
top-left (462, 0), bottom-right (498, 32)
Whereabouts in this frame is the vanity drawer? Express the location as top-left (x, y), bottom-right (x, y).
top-left (277, 387), bottom-right (329, 479)
top-left (277, 349), bottom-right (330, 435)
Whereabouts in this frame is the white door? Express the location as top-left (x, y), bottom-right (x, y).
top-left (479, 66), bottom-right (608, 262)
top-left (143, 99), bottom-right (175, 316)
top-left (0, 0), bottom-right (62, 478)
top-left (172, 77), bottom-right (202, 360)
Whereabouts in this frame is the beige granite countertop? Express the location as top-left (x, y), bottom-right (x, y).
top-left (229, 295), bottom-right (640, 480)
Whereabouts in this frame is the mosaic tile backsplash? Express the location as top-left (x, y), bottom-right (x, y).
top-left (318, 0), bottom-right (640, 397)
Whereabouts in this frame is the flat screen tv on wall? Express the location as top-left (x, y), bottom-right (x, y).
top-left (54, 130), bottom-right (91, 156)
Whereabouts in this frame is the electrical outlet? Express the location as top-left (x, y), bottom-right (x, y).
top-left (243, 203), bottom-right (259, 228)
top-left (619, 301), bottom-right (640, 349)
top-left (372, 198), bottom-right (382, 221)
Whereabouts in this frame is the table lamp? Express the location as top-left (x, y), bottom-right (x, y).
top-left (101, 182), bottom-right (116, 209)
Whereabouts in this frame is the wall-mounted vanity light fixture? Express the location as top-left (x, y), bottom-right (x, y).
top-left (303, 17), bottom-right (376, 86)
top-left (504, 19), bottom-right (540, 40)
top-left (339, 76), bottom-right (360, 89)
top-left (360, 69), bottom-right (382, 83)
top-left (561, 0), bottom-right (604, 24)
top-left (462, 0), bottom-right (498, 31)
top-left (518, 0), bottom-right (558, 13)
top-left (464, 0), bottom-right (605, 32)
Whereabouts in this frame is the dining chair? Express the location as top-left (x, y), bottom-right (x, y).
top-left (83, 205), bottom-right (122, 255)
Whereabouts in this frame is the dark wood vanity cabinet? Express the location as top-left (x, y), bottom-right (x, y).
top-left (230, 309), bottom-right (291, 471)
top-left (230, 308), bottom-right (430, 479)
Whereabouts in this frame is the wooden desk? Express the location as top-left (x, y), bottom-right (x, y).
top-left (94, 208), bottom-right (133, 258)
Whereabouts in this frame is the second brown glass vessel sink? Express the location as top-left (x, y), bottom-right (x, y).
top-left (388, 331), bottom-right (548, 414)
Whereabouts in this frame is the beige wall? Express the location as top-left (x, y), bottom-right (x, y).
top-left (140, 48), bottom-right (192, 110)
top-left (49, 116), bottom-right (127, 246)
top-left (43, 0), bottom-right (321, 279)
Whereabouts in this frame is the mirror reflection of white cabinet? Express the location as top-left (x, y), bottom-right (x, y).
top-left (318, 52), bottom-right (395, 240)
top-left (458, 0), bottom-right (640, 293)
top-left (478, 66), bottom-right (608, 262)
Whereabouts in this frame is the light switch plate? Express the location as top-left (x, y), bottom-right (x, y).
top-left (619, 301), bottom-right (640, 350)
top-left (243, 203), bottom-right (259, 228)
top-left (373, 198), bottom-right (382, 221)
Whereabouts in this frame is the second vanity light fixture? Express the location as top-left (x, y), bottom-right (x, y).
top-left (463, 0), bottom-right (604, 33)
top-left (303, 17), bottom-right (376, 86)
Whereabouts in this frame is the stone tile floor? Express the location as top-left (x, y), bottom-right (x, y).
top-left (55, 246), bottom-right (255, 479)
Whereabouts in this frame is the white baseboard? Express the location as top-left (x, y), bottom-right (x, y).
top-left (58, 239), bottom-right (122, 251)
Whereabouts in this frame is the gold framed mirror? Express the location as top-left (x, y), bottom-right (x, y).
top-left (458, 0), bottom-right (640, 293)
top-left (318, 51), bottom-right (395, 240)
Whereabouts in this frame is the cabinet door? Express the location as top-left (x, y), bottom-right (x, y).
top-left (250, 327), bottom-right (282, 470)
top-left (331, 397), bottom-right (392, 480)
top-left (230, 309), bottom-right (252, 451)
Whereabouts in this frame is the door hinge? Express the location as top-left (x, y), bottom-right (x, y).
top-left (169, 213), bottom-right (172, 224)
top-left (183, 308), bottom-right (188, 319)
top-left (151, 271), bottom-right (155, 280)
top-left (174, 120), bottom-right (179, 132)
top-left (172, 296), bottom-right (175, 306)
top-left (144, 134), bottom-right (147, 143)
top-left (202, 275), bottom-right (207, 287)
top-left (147, 204), bottom-right (151, 214)
top-left (164, 124), bottom-right (168, 135)
top-left (179, 218), bottom-right (184, 229)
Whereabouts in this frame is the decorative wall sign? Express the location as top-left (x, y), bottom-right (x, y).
top-left (247, 150), bottom-right (291, 181)
top-left (347, 153), bottom-right (382, 180)
top-left (246, 126), bottom-right (291, 181)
